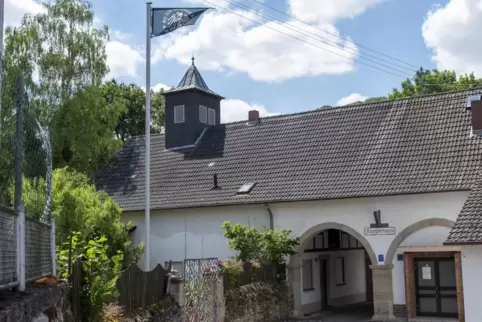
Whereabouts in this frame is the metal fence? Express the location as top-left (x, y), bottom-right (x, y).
top-left (0, 208), bottom-right (17, 287)
top-left (0, 77), bottom-right (55, 290)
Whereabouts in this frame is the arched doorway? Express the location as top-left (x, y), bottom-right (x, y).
top-left (288, 223), bottom-right (377, 319)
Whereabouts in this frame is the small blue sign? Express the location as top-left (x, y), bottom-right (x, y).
top-left (378, 254), bottom-right (384, 263)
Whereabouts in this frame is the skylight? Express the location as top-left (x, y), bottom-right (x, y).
top-left (237, 183), bottom-right (256, 195)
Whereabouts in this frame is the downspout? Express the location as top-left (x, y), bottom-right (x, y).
top-left (265, 204), bottom-right (274, 229)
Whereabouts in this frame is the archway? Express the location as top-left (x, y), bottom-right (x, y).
top-left (385, 218), bottom-right (455, 266)
top-left (288, 222), bottom-right (377, 318)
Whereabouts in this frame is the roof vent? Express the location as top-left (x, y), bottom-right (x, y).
top-left (466, 95), bottom-right (481, 110)
top-left (212, 174), bottom-right (220, 190)
top-left (237, 182), bottom-right (256, 195)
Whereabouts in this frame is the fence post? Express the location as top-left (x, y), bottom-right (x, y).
top-left (14, 77), bottom-right (25, 291)
top-left (215, 273), bottom-right (225, 322)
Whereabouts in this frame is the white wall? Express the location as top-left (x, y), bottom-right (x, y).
top-left (302, 249), bottom-right (366, 308)
top-left (123, 205), bottom-right (270, 268)
top-left (461, 246), bottom-right (482, 322)
top-left (391, 225), bottom-right (452, 305)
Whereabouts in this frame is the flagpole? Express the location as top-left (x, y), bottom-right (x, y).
top-left (145, 1), bottom-right (152, 271)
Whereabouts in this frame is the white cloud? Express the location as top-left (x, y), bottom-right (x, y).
top-left (105, 40), bottom-right (144, 79)
top-left (221, 99), bottom-right (278, 123)
top-left (4, 0), bottom-right (42, 28)
top-left (152, 10), bottom-right (359, 82)
top-left (336, 93), bottom-right (368, 106)
top-left (289, 0), bottom-right (384, 23)
top-left (422, 0), bottom-right (482, 76)
top-left (141, 83), bottom-right (172, 92)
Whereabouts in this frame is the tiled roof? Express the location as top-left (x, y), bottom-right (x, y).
top-left (445, 178), bottom-right (482, 244)
top-left (95, 88), bottom-right (482, 212)
top-left (165, 60), bottom-right (223, 98)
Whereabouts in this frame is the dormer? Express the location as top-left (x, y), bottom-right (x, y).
top-left (163, 58), bottom-right (224, 151)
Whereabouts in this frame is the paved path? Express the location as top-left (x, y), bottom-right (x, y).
top-left (277, 302), bottom-right (373, 322)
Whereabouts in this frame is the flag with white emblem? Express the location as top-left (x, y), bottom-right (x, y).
top-left (151, 8), bottom-right (209, 37)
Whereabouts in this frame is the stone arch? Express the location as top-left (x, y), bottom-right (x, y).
top-left (290, 222), bottom-right (378, 266)
top-left (385, 218), bottom-right (455, 266)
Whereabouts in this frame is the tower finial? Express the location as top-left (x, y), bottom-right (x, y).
top-left (191, 56), bottom-right (195, 66)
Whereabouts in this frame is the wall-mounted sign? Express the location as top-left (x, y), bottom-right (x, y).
top-left (364, 227), bottom-right (396, 235)
top-left (378, 254), bottom-right (384, 263)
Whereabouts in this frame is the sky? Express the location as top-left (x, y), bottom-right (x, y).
top-left (5, 0), bottom-right (481, 122)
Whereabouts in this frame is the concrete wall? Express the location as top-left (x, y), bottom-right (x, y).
top-left (461, 245), bottom-right (482, 322)
top-left (302, 249), bottom-right (366, 313)
top-left (391, 225), bottom-right (452, 305)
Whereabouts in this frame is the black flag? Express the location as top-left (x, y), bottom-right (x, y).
top-left (151, 8), bottom-right (209, 37)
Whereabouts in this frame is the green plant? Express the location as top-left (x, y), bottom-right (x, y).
top-left (221, 221), bottom-right (300, 265)
top-left (57, 232), bottom-right (123, 321)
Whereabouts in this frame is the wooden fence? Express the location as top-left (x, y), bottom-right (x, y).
top-left (223, 262), bottom-right (285, 291)
top-left (116, 262), bottom-right (171, 314)
top-left (70, 259), bottom-right (171, 320)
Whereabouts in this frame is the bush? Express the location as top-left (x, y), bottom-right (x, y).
top-left (58, 232), bottom-right (123, 321)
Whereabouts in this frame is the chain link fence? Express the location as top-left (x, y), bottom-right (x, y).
top-left (0, 77), bottom-right (54, 290)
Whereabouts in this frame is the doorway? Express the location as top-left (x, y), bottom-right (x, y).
top-left (414, 258), bottom-right (457, 318)
top-left (319, 257), bottom-right (329, 310)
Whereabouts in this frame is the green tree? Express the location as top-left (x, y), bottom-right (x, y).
top-left (18, 167), bottom-right (143, 265)
top-left (389, 68), bottom-right (482, 99)
top-left (221, 221), bottom-right (299, 265)
top-left (1, 0), bottom-right (123, 175)
top-left (101, 80), bottom-right (166, 142)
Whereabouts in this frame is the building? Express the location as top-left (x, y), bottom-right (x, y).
top-left (96, 61), bottom-right (482, 322)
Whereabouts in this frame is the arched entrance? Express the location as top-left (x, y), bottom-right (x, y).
top-left (288, 222), bottom-right (377, 319)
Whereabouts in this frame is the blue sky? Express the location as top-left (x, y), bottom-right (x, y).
top-left (7, 0), bottom-right (480, 122)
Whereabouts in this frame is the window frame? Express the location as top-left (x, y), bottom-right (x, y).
top-left (302, 259), bottom-right (314, 291)
top-left (199, 105), bottom-right (207, 124)
top-left (208, 108), bottom-right (216, 125)
top-left (174, 105), bottom-right (185, 123)
top-left (335, 257), bottom-right (346, 286)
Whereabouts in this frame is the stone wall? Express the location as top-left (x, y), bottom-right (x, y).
top-left (0, 281), bottom-right (73, 322)
top-left (224, 282), bottom-right (293, 322)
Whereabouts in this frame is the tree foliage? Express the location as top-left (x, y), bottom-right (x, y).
top-left (389, 68), bottom-right (482, 99)
top-left (221, 221), bottom-right (299, 265)
top-left (57, 232), bottom-right (123, 321)
top-left (101, 80), bottom-right (165, 142)
top-left (1, 0), bottom-right (126, 175)
top-left (19, 167), bottom-right (143, 265)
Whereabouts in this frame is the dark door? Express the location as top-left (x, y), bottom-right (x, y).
top-left (319, 258), bottom-right (328, 310)
top-left (414, 258), bottom-right (457, 318)
top-left (365, 251), bottom-right (373, 302)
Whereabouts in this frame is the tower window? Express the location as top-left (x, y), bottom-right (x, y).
top-left (174, 105), bottom-right (185, 123)
top-left (199, 105), bottom-right (207, 123)
top-left (208, 108), bottom-right (216, 125)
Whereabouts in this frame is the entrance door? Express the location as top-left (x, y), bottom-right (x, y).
top-left (319, 258), bottom-right (328, 310)
top-left (414, 258), bottom-right (457, 318)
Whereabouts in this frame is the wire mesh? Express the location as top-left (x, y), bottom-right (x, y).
top-left (0, 209), bottom-right (17, 286)
top-left (25, 218), bottom-right (52, 282)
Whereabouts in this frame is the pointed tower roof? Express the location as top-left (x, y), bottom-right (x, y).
top-left (166, 57), bottom-right (224, 98)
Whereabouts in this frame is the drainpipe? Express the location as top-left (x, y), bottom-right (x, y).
top-left (265, 204), bottom-right (274, 229)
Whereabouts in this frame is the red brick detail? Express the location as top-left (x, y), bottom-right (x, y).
top-left (404, 253), bottom-right (416, 319)
top-left (455, 252), bottom-right (465, 322)
top-left (393, 304), bottom-right (407, 318)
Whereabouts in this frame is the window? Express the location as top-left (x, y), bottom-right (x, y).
top-left (302, 259), bottom-right (314, 291)
top-left (208, 108), bottom-right (216, 125)
top-left (165, 261), bottom-right (184, 277)
top-left (237, 183), bottom-right (256, 195)
top-left (174, 105), bottom-right (184, 123)
top-left (199, 105), bottom-right (207, 123)
top-left (335, 257), bottom-right (345, 285)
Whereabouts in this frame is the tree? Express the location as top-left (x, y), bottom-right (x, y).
top-left (221, 221), bottom-right (299, 265)
top-left (389, 68), bottom-right (482, 99)
top-left (1, 0), bottom-right (123, 175)
top-left (18, 167), bottom-right (143, 265)
top-left (101, 80), bottom-right (166, 142)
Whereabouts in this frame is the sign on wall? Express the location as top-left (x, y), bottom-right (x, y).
top-left (364, 210), bottom-right (396, 235)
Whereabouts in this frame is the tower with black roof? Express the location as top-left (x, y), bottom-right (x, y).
top-left (163, 57), bottom-right (224, 150)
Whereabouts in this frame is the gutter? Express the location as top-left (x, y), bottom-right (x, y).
top-left (265, 204), bottom-right (274, 229)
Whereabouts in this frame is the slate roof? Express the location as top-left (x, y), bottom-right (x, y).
top-left (96, 88), bottom-right (482, 213)
top-left (165, 59), bottom-right (223, 98)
